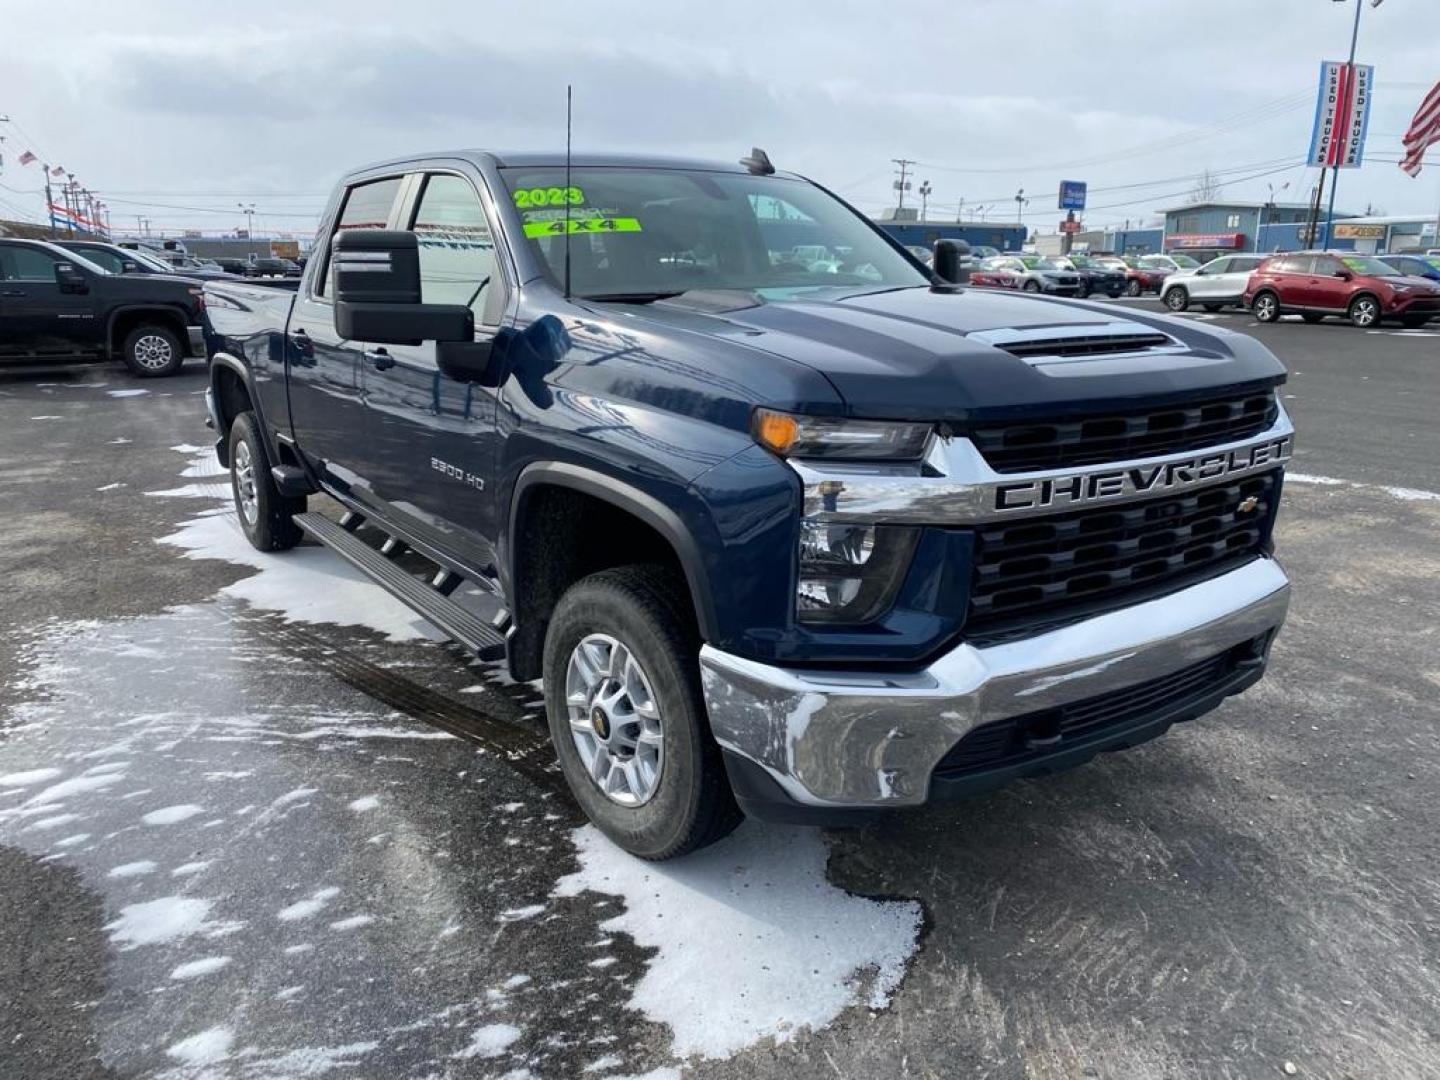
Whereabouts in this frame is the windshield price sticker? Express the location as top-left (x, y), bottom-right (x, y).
top-left (512, 186), bottom-right (585, 208)
top-left (522, 217), bottom-right (643, 238)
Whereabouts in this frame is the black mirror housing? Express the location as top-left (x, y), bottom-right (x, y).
top-left (932, 238), bottom-right (972, 285)
top-left (54, 262), bottom-right (88, 294)
top-left (121, 260), bottom-right (141, 274)
top-left (331, 228), bottom-right (474, 346)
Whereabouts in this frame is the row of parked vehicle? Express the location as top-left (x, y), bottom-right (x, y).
top-left (964, 247), bottom-right (1440, 328)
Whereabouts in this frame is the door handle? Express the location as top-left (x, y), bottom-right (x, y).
top-left (1, 289), bottom-right (25, 297)
top-left (365, 348), bottom-right (395, 371)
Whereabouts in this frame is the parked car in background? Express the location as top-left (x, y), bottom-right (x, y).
top-left (212, 257), bottom-right (249, 275)
top-left (56, 241), bottom-right (238, 281)
top-left (245, 257), bottom-right (302, 278)
top-left (904, 244), bottom-right (934, 267)
top-left (982, 254), bottom-right (1081, 295)
top-left (0, 238), bottom-right (207, 376)
top-left (1118, 255), bottom-right (1171, 296)
top-left (1160, 254), bottom-right (1267, 312)
top-left (1050, 254), bottom-right (1126, 298)
top-left (968, 244), bottom-right (1001, 261)
top-left (1245, 251), bottom-right (1440, 328)
top-left (968, 258), bottom-right (1022, 290)
top-left (1139, 253), bottom-right (1202, 275)
top-left (1377, 253), bottom-right (1440, 283)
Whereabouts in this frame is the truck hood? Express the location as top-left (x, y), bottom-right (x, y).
top-left (618, 286), bottom-right (1286, 422)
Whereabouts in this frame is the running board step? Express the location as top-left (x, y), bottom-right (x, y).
top-left (295, 512), bottom-right (506, 661)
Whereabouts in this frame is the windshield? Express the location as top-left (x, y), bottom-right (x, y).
top-left (123, 249), bottom-right (173, 272)
top-left (1340, 254), bottom-right (1404, 276)
top-left (1169, 254), bottom-right (1201, 268)
top-left (1016, 256), bottom-right (1064, 271)
top-left (498, 166), bottom-right (927, 299)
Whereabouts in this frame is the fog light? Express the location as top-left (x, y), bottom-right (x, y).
top-left (796, 522), bottom-right (917, 625)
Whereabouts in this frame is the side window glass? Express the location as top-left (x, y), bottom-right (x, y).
top-left (411, 174), bottom-right (499, 324)
top-left (1208, 259), bottom-right (1231, 275)
top-left (318, 176), bottom-right (403, 297)
top-left (8, 246), bottom-right (61, 281)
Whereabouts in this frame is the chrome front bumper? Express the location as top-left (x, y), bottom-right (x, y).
top-left (700, 556), bottom-right (1290, 809)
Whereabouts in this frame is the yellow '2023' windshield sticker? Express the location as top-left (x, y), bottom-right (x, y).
top-left (522, 217), bottom-right (643, 238)
top-left (513, 186), bottom-right (585, 208)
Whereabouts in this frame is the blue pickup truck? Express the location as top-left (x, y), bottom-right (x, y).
top-left (204, 149), bottom-right (1294, 860)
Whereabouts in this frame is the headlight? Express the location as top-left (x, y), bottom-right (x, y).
top-left (752, 408), bottom-right (931, 461)
top-left (796, 521), bottom-right (918, 625)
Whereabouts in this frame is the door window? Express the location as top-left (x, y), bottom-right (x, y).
top-left (317, 175), bottom-right (404, 297)
top-left (1206, 259), bottom-right (1232, 275)
top-left (2, 245), bottom-right (63, 281)
top-left (410, 173), bottom-right (500, 325)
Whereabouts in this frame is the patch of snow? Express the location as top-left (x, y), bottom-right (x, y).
top-left (142, 803), bottom-right (205, 826)
top-left (1286, 471), bottom-right (1440, 502)
top-left (27, 813), bottom-right (81, 831)
top-left (453, 1023), bottom-right (521, 1060)
top-left (108, 860), bottom-right (159, 879)
top-left (0, 767), bottom-right (62, 788)
top-left (498, 904), bottom-right (546, 922)
top-left (329, 915), bottom-right (375, 931)
top-left (30, 415), bottom-right (63, 420)
top-left (53, 833), bottom-right (91, 848)
top-left (166, 1026), bottom-right (233, 1066)
top-left (246, 1041), bottom-right (378, 1075)
top-left (277, 886), bottom-right (341, 922)
top-left (284, 943), bottom-right (313, 955)
top-left (347, 795), bottom-right (380, 813)
top-left (271, 787), bottom-right (318, 808)
top-left (553, 823), bottom-right (921, 1060)
top-left (170, 956), bottom-right (233, 980)
top-left (107, 897), bottom-right (214, 949)
top-left (107, 388), bottom-right (150, 398)
top-left (96, 482), bottom-right (126, 491)
top-left (171, 861), bottom-right (211, 877)
top-left (503, 974), bottom-right (531, 989)
top-left (27, 772), bottom-right (125, 805)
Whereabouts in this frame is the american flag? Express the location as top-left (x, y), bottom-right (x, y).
top-left (1400, 79), bottom-right (1440, 176)
top-left (18, 150), bottom-right (36, 166)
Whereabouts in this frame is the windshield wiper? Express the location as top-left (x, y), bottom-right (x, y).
top-left (579, 291), bottom-right (687, 304)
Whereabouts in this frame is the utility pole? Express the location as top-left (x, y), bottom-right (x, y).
top-left (918, 180), bottom-right (932, 223)
top-left (1014, 188), bottom-right (1029, 241)
top-left (891, 159), bottom-right (915, 211)
top-left (1322, 0), bottom-right (1372, 248)
top-left (42, 164), bottom-right (56, 237)
top-left (239, 202), bottom-right (257, 248)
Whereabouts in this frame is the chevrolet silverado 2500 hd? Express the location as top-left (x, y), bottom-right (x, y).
top-left (204, 150), bottom-right (1293, 860)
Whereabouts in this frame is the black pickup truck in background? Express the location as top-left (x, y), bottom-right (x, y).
top-left (204, 149), bottom-right (1294, 860)
top-left (0, 238), bottom-right (208, 376)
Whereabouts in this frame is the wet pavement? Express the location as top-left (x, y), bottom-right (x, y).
top-left (1, 328), bottom-right (1437, 1080)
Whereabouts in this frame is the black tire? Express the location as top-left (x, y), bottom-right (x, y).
top-left (1347, 293), bottom-right (1380, 328)
top-left (1022, 280), bottom-right (1041, 293)
top-left (1125, 278), bottom-right (1142, 297)
top-left (1251, 290), bottom-right (1281, 323)
top-left (228, 411), bottom-right (304, 552)
top-left (121, 324), bottom-right (185, 378)
top-left (1301, 313), bottom-right (1325, 324)
top-left (1107, 289), bottom-right (1123, 299)
top-left (1163, 286), bottom-right (1189, 312)
top-left (1400, 314), bottom-right (1429, 329)
top-left (1202, 303), bottom-right (1223, 313)
top-left (543, 565), bottom-right (742, 861)
top-left (1077, 283), bottom-right (1091, 299)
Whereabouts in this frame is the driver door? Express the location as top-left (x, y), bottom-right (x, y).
top-left (0, 244), bottom-right (102, 358)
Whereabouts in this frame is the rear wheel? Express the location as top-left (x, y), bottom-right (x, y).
top-left (1252, 291), bottom-right (1281, 323)
top-left (543, 566), bottom-right (741, 861)
top-left (1163, 287), bottom-right (1189, 312)
top-left (121, 324), bottom-right (184, 378)
top-left (1301, 313), bottom-right (1325, 324)
top-left (228, 411), bottom-right (304, 552)
top-left (1125, 278), bottom-right (1143, 297)
top-left (1347, 294), bottom-right (1380, 328)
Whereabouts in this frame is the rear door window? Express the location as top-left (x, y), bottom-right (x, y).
top-left (317, 175), bottom-right (404, 297)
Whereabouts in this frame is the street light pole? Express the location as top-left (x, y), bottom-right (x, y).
top-left (1014, 188), bottom-right (1029, 242)
top-left (918, 180), bottom-right (932, 223)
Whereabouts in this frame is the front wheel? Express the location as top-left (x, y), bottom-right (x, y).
top-left (1125, 278), bottom-right (1142, 297)
top-left (1348, 294), bottom-right (1380, 328)
top-left (121, 324), bottom-right (185, 378)
top-left (228, 412), bottom-right (304, 552)
top-left (1022, 280), bottom-right (1041, 293)
top-left (1163, 287), bottom-right (1189, 312)
top-left (543, 566), bottom-right (741, 861)
top-left (1252, 291), bottom-right (1281, 323)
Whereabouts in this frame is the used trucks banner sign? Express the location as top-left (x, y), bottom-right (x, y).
top-left (1308, 60), bottom-right (1374, 169)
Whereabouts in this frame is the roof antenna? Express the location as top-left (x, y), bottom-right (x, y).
top-left (740, 147), bottom-right (774, 175)
top-left (563, 84), bottom-right (573, 300)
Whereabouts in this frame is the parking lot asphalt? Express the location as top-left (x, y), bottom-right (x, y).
top-left (1, 306), bottom-right (1437, 1080)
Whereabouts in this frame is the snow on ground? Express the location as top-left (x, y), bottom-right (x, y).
top-left (1287, 472), bottom-right (1440, 501)
top-left (554, 822), bottom-right (922, 1061)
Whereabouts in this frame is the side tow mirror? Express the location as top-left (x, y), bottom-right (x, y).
top-left (932, 238), bottom-right (972, 285)
top-left (121, 260), bottom-right (141, 274)
top-left (332, 229), bottom-right (472, 346)
top-left (54, 262), bottom-right (89, 294)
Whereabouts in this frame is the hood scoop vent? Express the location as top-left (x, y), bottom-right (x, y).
top-left (969, 321), bottom-right (1182, 364)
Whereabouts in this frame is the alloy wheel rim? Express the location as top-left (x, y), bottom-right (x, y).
top-left (1354, 300), bottom-right (1377, 326)
top-left (1257, 296), bottom-right (1276, 320)
top-left (564, 633), bottom-right (664, 807)
top-left (133, 334), bottom-right (173, 371)
top-left (1166, 290), bottom-right (1185, 310)
top-left (233, 439), bottom-right (259, 525)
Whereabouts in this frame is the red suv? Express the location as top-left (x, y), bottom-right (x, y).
top-left (1245, 251), bottom-right (1440, 328)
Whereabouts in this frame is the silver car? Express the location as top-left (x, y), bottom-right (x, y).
top-left (986, 255), bottom-right (1081, 295)
top-left (1161, 254), bottom-right (1267, 312)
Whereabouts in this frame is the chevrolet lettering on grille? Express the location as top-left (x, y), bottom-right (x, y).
top-left (993, 435), bottom-right (1293, 512)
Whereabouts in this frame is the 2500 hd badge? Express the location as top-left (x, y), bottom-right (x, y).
top-left (994, 435), bottom-right (1293, 511)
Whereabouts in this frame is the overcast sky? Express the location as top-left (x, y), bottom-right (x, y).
top-left (2, 0), bottom-right (1438, 238)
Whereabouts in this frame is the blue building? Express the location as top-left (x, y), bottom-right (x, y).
top-left (1157, 201), bottom-right (1359, 259)
top-left (873, 219), bottom-right (1028, 254)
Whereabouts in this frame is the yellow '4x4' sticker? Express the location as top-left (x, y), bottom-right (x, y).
top-left (522, 217), bottom-right (643, 238)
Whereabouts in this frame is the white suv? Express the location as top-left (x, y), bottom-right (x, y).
top-left (1161, 254), bottom-right (1267, 312)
